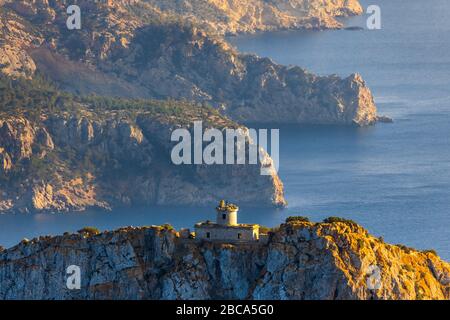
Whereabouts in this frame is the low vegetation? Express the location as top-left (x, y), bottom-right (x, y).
top-left (0, 73), bottom-right (231, 127)
top-left (285, 216), bottom-right (310, 223)
top-left (161, 224), bottom-right (175, 231)
top-left (259, 226), bottom-right (271, 234)
top-left (323, 217), bottom-right (358, 226)
top-left (395, 244), bottom-right (415, 254)
top-left (77, 227), bottom-right (101, 237)
top-left (422, 249), bottom-right (438, 256)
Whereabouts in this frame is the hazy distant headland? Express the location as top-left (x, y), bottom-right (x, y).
top-left (0, 0), bottom-right (381, 213)
top-left (1, 0), bottom-right (378, 126)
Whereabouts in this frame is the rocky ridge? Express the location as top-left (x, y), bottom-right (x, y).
top-left (145, 0), bottom-right (364, 35)
top-left (0, 76), bottom-right (285, 213)
top-left (0, 220), bottom-right (448, 300)
top-left (0, 0), bottom-right (380, 126)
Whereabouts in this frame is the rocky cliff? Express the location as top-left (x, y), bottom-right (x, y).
top-left (0, 76), bottom-right (285, 213)
top-left (145, 0), bottom-right (363, 35)
top-left (0, 0), bottom-right (379, 126)
top-left (0, 220), bottom-right (448, 300)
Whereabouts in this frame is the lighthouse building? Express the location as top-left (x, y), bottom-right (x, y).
top-left (194, 201), bottom-right (260, 242)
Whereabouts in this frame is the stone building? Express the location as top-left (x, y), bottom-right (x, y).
top-left (195, 201), bottom-right (260, 242)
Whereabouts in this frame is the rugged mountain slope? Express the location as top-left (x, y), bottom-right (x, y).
top-left (0, 220), bottom-right (448, 300)
top-left (145, 0), bottom-right (363, 35)
top-left (0, 76), bottom-right (285, 213)
top-left (0, 0), bottom-right (379, 126)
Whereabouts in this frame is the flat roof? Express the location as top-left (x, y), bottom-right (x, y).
top-left (195, 222), bottom-right (259, 230)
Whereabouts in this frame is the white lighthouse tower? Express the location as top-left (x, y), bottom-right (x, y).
top-left (216, 200), bottom-right (238, 226)
top-left (194, 200), bottom-right (260, 242)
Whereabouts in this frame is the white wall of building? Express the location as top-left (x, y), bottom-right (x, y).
top-left (195, 226), bottom-right (258, 241)
top-left (216, 209), bottom-right (238, 226)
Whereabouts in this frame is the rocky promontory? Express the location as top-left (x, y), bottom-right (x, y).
top-left (0, 0), bottom-right (379, 126)
top-left (144, 0), bottom-right (364, 35)
top-left (0, 75), bottom-right (285, 213)
top-left (0, 219), bottom-right (448, 300)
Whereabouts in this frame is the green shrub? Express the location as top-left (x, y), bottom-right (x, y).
top-left (323, 217), bottom-right (357, 226)
top-left (285, 216), bottom-right (310, 223)
top-left (162, 224), bottom-right (174, 231)
top-left (396, 244), bottom-right (414, 253)
top-left (77, 227), bottom-right (100, 236)
top-left (422, 249), bottom-right (438, 256)
top-left (259, 226), bottom-right (271, 234)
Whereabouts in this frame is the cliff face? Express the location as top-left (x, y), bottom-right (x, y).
top-left (0, 113), bottom-right (285, 212)
top-left (0, 221), bottom-right (448, 300)
top-left (0, 77), bottom-right (285, 213)
top-left (145, 0), bottom-right (363, 35)
top-left (0, 0), bottom-right (379, 126)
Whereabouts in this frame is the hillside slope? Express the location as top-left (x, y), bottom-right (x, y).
top-left (0, 0), bottom-right (379, 126)
top-left (145, 0), bottom-right (363, 35)
top-left (0, 76), bottom-right (285, 213)
top-left (0, 220), bottom-right (448, 300)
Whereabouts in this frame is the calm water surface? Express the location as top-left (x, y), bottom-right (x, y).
top-left (1, 0), bottom-right (449, 260)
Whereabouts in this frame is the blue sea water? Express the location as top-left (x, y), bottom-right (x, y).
top-left (228, 0), bottom-right (450, 259)
top-left (0, 0), bottom-right (448, 260)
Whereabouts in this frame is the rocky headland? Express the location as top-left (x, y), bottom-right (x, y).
top-left (144, 0), bottom-right (364, 35)
top-left (0, 75), bottom-right (285, 213)
top-left (0, 219), bottom-right (448, 300)
top-left (0, 0), bottom-right (382, 212)
top-left (0, 0), bottom-right (380, 126)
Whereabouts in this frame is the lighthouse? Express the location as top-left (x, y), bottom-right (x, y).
top-left (216, 200), bottom-right (238, 226)
top-left (194, 200), bottom-right (260, 242)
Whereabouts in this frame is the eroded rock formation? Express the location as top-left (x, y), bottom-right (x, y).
top-left (0, 0), bottom-right (379, 126)
top-left (0, 109), bottom-right (285, 212)
top-left (0, 220), bottom-right (448, 300)
top-left (145, 0), bottom-right (363, 35)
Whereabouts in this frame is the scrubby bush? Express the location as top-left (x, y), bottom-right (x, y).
top-left (259, 226), bottom-right (271, 234)
top-left (77, 227), bottom-right (100, 236)
top-left (285, 216), bottom-right (310, 223)
top-left (422, 249), bottom-right (438, 256)
top-left (323, 217), bottom-right (358, 226)
top-left (162, 224), bottom-right (174, 231)
top-left (396, 244), bottom-right (415, 254)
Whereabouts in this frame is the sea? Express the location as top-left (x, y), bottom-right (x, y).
top-left (0, 0), bottom-right (448, 260)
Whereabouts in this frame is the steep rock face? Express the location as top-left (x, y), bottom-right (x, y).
top-left (0, 5), bottom-right (42, 78)
top-left (0, 0), bottom-right (379, 126)
top-left (0, 103), bottom-right (285, 213)
top-left (145, 0), bottom-right (363, 35)
top-left (0, 221), bottom-right (448, 300)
